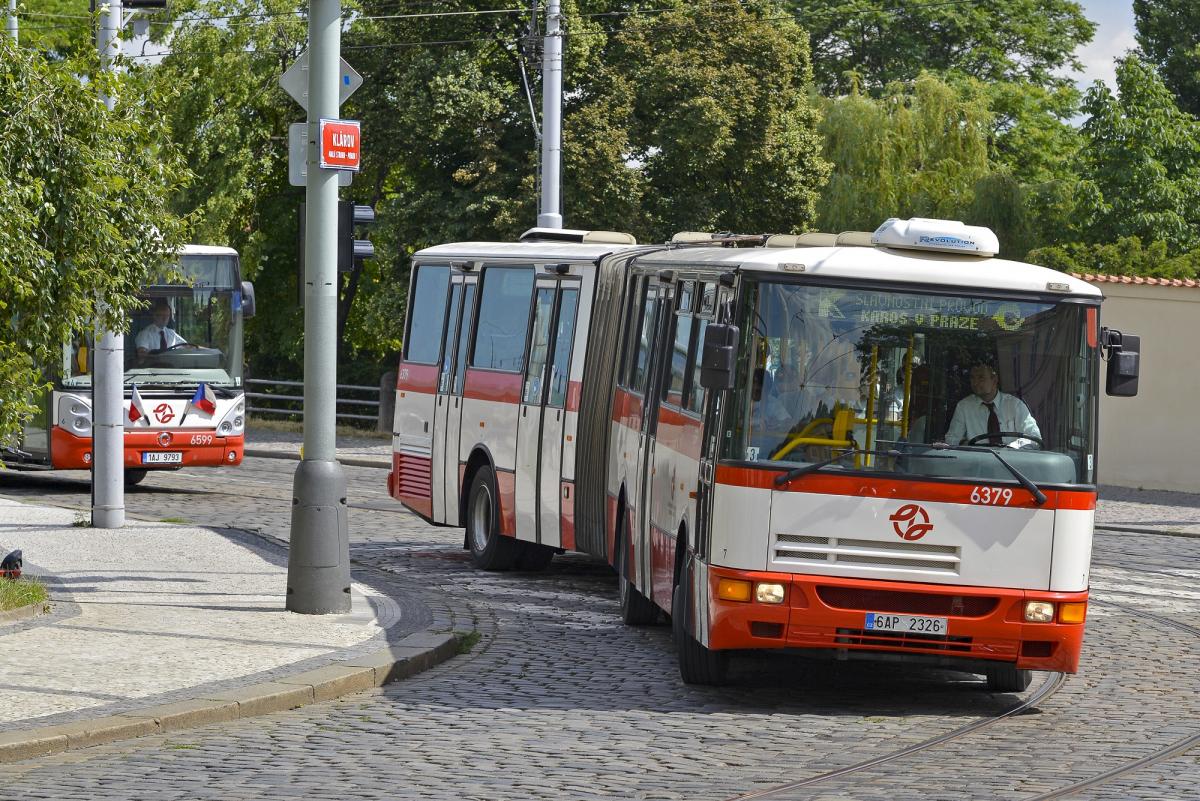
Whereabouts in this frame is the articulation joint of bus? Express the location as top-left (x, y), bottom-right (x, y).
top-left (10, 246), bottom-right (254, 485)
top-left (389, 218), bottom-right (1142, 689)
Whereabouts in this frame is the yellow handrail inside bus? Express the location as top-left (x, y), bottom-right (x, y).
top-left (771, 406), bottom-right (856, 462)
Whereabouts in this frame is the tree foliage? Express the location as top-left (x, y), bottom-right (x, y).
top-left (1027, 237), bottom-right (1200, 280)
top-left (1134, 0), bottom-right (1200, 117)
top-left (15, 0), bottom-right (92, 60)
top-left (1073, 56), bottom-right (1200, 254)
top-left (791, 0), bottom-right (1094, 97)
top-left (0, 38), bottom-right (189, 444)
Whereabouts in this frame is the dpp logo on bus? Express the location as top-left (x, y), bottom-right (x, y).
top-left (889, 503), bottom-right (933, 541)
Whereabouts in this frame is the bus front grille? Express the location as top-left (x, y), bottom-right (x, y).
top-left (773, 534), bottom-right (960, 575)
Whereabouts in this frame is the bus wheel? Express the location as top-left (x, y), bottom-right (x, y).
top-left (124, 469), bottom-right (148, 487)
top-left (983, 664), bottom-right (1032, 692)
top-left (617, 518), bottom-right (658, 625)
top-left (672, 582), bottom-right (728, 685)
top-left (466, 465), bottom-right (519, 571)
top-left (515, 542), bottom-right (555, 572)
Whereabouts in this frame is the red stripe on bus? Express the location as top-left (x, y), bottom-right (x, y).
top-left (713, 465), bottom-right (1096, 510)
top-left (612, 386), bottom-right (644, 426)
top-left (566, 381), bottom-right (582, 412)
top-left (496, 468), bottom-right (517, 536)
top-left (561, 480), bottom-right (576, 550)
top-left (655, 405), bottom-right (703, 460)
top-left (463, 369), bottom-right (523, 405)
top-left (396, 362), bottom-right (439, 393)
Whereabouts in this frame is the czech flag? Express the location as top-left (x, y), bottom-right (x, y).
top-left (188, 382), bottom-right (217, 416)
top-left (128, 384), bottom-right (149, 425)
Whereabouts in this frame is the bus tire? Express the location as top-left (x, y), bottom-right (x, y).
top-left (515, 541), bottom-right (555, 572)
top-left (983, 664), bottom-right (1032, 692)
top-left (466, 465), bottom-right (519, 571)
top-left (672, 582), bottom-right (727, 685)
top-left (124, 469), bottom-right (148, 487)
top-left (617, 516), bottom-right (658, 625)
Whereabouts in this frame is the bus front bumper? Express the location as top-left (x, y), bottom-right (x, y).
top-left (704, 565), bottom-right (1087, 673)
top-left (51, 427), bottom-right (244, 470)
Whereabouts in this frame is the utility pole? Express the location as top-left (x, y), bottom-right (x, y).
top-left (537, 0), bottom-right (562, 229)
top-left (92, 0), bottom-right (124, 529)
top-left (7, 0), bottom-right (16, 43)
top-left (287, 0), bottom-right (351, 614)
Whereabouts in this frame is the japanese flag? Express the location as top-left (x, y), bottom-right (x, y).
top-left (127, 384), bottom-right (149, 425)
top-left (188, 382), bottom-right (217, 416)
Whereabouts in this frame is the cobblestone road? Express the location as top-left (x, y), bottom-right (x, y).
top-left (0, 461), bottom-right (1197, 800)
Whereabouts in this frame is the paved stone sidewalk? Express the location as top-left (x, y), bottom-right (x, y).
top-left (244, 426), bottom-right (391, 466)
top-left (1095, 485), bottom-right (1200, 536)
top-left (0, 496), bottom-right (457, 759)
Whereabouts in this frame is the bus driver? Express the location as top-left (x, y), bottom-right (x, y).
top-left (135, 299), bottom-right (188, 358)
top-left (943, 363), bottom-right (1041, 448)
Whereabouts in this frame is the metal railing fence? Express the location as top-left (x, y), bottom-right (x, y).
top-left (245, 373), bottom-right (395, 431)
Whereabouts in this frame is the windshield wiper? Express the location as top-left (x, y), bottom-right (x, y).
top-left (930, 443), bottom-right (1047, 505)
top-left (774, 448), bottom-right (898, 488)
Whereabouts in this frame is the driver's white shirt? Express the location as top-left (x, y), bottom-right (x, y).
top-left (944, 390), bottom-right (1040, 447)
top-left (135, 324), bottom-right (187, 352)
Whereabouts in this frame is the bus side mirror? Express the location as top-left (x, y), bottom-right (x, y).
top-left (699, 323), bottom-right (739, 390)
top-left (1103, 329), bottom-right (1139, 397)
top-left (241, 281), bottom-right (256, 319)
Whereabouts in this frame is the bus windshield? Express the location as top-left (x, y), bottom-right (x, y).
top-left (722, 279), bottom-right (1100, 487)
top-left (58, 254), bottom-right (245, 390)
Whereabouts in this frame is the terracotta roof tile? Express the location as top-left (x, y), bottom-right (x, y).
top-left (1071, 272), bottom-right (1200, 289)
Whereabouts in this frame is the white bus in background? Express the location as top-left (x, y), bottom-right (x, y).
top-left (389, 219), bottom-right (1140, 688)
top-left (8, 246), bottom-right (255, 485)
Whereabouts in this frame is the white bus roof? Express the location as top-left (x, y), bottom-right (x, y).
top-left (414, 241), bottom-right (643, 262)
top-left (636, 245), bottom-right (1103, 299)
top-left (181, 244), bottom-right (239, 257)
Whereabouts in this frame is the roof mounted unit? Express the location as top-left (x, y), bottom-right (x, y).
top-left (519, 228), bottom-right (637, 245)
top-left (872, 217), bottom-right (998, 257)
top-left (672, 231), bottom-right (719, 244)
top-left (765, 233), bottom-right (839, 248)
top-left (836, 231), bottom-right (875, 247)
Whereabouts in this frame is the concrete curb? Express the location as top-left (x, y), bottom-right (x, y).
top-left (0, 629), bottom-right (468, 763)
top-left (0, 600), bottom-right (49, 625)
top-left (244, 448), bottom-right (390, 470)
top-left (1095, 524), bottom-right (1200, 540)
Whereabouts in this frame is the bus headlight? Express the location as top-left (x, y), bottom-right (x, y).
top-left (214, 400), bottom-right (246, 436)
top-left (755, 583), bottom-right (786, 604)
top-left (218, 421), bottom-right (233, 435)
top-left (57, 394), bottom-right (92, 437)
top-left (1024, 601), bottom-right (1055, 623)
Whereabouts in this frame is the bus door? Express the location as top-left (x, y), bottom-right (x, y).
top-left (432, 277), bottom-right (467, 524)
top-left (444, 276), bottom-right (477, 525)
top-left (695, 281), bottom-right (736, 562)
top-left (538, 284), bottom-right (580, 547)
top-left (515, 279), bottom-right (559, 543)
top-left (634, 281), bottom-right (671, 586)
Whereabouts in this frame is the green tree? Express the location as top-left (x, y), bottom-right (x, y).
top-left (0, 38), bottom-right (189, 444)
top-left (790, 0), bottom-right (1095, 97)
top-left (1134, 0), bottom-right (1200, 117)
top-left (1073, 56), bottom-right (1200, 253)
top-left (15, 0), bottom-right (93, 60)
top-left (1027, 237), bottom-right (1200, 280)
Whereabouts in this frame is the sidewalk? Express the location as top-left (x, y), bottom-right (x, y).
top-left (0, 498), bottom-right (460, 762)
top-left (1095, 485), bottom-right (1200, 537)
top-left (244, 426), bottom-right (391, 468)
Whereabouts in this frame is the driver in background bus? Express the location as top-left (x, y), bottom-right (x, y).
top-left (943, 362), bottom-right (1040, 448)
top-left (135, 299), bottom-right (188, 358)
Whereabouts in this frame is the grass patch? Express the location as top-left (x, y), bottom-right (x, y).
top-left (72, 511), bottom-right (90, 527)
top-left (456, 630), bottom-right (482, 654)
top-left (0, 577), bottom-right (49, 612)
top-left (160, 517), bottom-right (189, 524)
top-left (248, 416), bottom-right (390, 441)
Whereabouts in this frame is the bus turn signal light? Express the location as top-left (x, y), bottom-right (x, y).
top-left (717, 579), bottom-right (752, 602)
top-left (1058, 602), bottom-right (1087, 624)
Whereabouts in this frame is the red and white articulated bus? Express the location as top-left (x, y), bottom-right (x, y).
top-left (7, 246), bottom-right (255, 486)
top-left (389, 219), bottom-right (1140, 688)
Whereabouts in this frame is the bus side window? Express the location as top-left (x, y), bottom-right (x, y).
top-left (666, 289), bottom-right (691, 407)
top-left (472, 266), bottom-right (535, 372)
top-left (547, 288), bottom-right (580, 409)
top-left (687, 318), bottom-right (709, 414)
top-left (631, 287), bottom-right (659, 394)
top-left (404, 265), bottom-right (451, 365)
top-left (618, 276), bottom-right (644, 388)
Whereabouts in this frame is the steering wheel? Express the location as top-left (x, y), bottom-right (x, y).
top-left (166, 343), bottom-right (197, 351)
top-left (966, 431), bottom-right (1043, 448)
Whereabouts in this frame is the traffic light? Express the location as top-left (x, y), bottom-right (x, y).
top-left (337, 201), bottom-right (376, 273)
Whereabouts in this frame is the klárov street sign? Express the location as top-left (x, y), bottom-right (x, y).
top-left (319, 119), bottom-right (361, 172)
